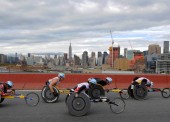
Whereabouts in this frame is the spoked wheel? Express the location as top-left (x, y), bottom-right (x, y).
top-left (25, 92), bottom-right (40, 107)
top-left (128, 85), bottom-right (134, 98)
top-left (65, 94), bottom-right (70, 106)
top-left (88, 84), bottom-right (105, 99)
top-left (133, 85), bottom-right (148, 100)
top-left (67, 93), bottom-right (91, 117)
top-left (161, 88), bottom-right (170, 98)
top-left (0, 89), bottom-right (5, 103)
top-left (0, 98), bottom-right (5, 103)
top-left (41, 86), bottom-right (60, 103)
top-left (109, 98), bottom-right (125, 114)
top-left (119, 89), bottom-right (129, 100)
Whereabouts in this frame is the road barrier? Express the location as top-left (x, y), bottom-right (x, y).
top-left (0, 73), bottom-right (169, 90)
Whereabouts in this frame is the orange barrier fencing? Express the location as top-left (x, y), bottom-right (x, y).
top-left (0, 73), bottom-right (169, 90)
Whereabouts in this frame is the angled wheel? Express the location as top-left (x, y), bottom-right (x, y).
top-left (133, 85), bottom-right (148, 100)
top-left (41, 86), bottom-right (60, 103)
top-left (119, 89), bottom-right (129, 100)
top-left (110, 98), bottom-right (125, 114)
top-left (0, 98), bottom-right (5, 103)
top-left (0, 89), bottom-right (5, 103)
top-left (67, 93), bottom-right (91, 117)
top-left (128, 85), bottom-right (134, 98)
top-left (65, 94), bottom-right (71, 106)
top-left (88, 84), bottom-right (105, 99)
top-left (161, 88), bottom-right (170, 98)
top-left (25, 92), bottom-right (40, 107)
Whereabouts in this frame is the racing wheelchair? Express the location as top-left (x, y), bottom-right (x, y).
top-left (0, 89), bottom-right (39, 107)
top-left (41, 81), bottom-right (129, 103)
top-left (128, 83), bottom-right (170, 100)
top-left (65, 84), bottom-right (126, 116)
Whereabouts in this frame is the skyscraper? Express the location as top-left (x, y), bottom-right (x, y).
top-left (163, 41), bottom-right (169, 53)
top-left (69, 42), bottom-right (72, 60)
top-left (82, 51), bottom-right (88, 67)
top-left (148, 44), bottom-right (161, 55)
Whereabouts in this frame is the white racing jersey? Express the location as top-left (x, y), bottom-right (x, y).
top-left (77, 82), bottom-right (89, 89)
top-left (135, 77), bottom-right (151, 85)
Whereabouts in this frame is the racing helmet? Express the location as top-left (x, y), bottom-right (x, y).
top-left (106, 77), bottom-right (112, 84)
top-left (58, 73), bottom-right (65, 78)
top-left (88, 78), bottom-right (97, 84)
top-left (6, 81), bottom-right (13, 88)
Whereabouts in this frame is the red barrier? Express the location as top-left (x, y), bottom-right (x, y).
top-left (0, 73), bottom-right (169, 90)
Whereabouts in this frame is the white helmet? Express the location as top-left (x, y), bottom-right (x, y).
top-left (88, 78), bottom-right (97, 84)
top-left (58, 73), bottom-right (65, 78)
top-left (106, 77), bottom-right (112, 83)
top-left (7, 81), bottom-right (13, 88)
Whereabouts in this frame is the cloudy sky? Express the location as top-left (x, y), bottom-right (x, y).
top-left (0, 0), bottom-right (170, 57)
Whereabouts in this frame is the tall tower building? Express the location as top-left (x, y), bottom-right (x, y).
top-left (69, 42), bottom-right (72, 60)
top-left (82, 51), bottom-right (88, 67)
top-left (98, 51), bottom-right (102, 58)
top-left (108, 44), bottom-right (120, 67)
top-left (102, 52), bottom-right (108, 64)
top-left (164, 41), bottom-right (169, 53)
top-left (148, 44), bottom-right (161, 55)
top-left (91, 52), bottom-right (95, 58)
top-left (124, 48), bottom-right (127, 58)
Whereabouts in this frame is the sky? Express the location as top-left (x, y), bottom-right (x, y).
top-left (0, 0), bottom-right (170, 57)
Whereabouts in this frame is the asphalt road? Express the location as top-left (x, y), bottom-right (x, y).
top-left (0, 91), bottom-right (170, 122)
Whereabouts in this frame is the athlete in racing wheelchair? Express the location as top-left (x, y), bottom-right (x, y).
top-left (70, 77), bottom-right (112, 98)
top-left (128, 77), bottom-right (154, 100)
top-left (0, 81), bottom-right (15, 103)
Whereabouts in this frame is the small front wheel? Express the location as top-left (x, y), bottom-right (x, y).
top-left (109, 98), bottom-right (125, 114)
top-left (161, 88), bottom-right (170, 98)
top-left (119, 89), bottom-right (129, 100)
top-left (25, 92), bottom-right (40, 107)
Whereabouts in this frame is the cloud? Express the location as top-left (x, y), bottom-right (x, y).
top-left (0, 0), bottom-right (170, 57)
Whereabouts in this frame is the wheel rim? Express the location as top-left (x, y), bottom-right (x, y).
top-left (45, 90), bottom-right (55, 99)
top-left (72, 97), bottom-right (86, 111)
top-left (92, 89), bottom-right (101, 98)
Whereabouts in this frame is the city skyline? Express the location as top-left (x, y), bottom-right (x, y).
top-left (0, 1), bottom-right (170, 56)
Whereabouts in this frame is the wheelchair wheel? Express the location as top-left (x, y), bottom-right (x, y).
top-left (0, 98), bottom-right (5, 103)
top-left (67, 93), bottom-right (91, 117)
top-left (133, 85), bottom-right (148, 100)
top-left (25, 92), bottom-right (40, 107)
top-left (41, 86), bottom-right (60, 103)
top-left (88, 84), bottom-right (105, 99)
top-left (65, 94), bottom-right (70, 106)
top-left (0, 89), bottom-right (5, 103)
top-left (119, 89), bottom-right (129, 100)
top-left (161, 88), bottom-right (170, 98)
top-left (127, 85), bottom-right (134, 98)
top-left (110, 98), bottom-right (125, 114)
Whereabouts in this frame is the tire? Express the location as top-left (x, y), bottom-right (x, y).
top-left (65, 94), bottom-right (70, 106)
top-left (88, 84), bottom-right (105, 99)
top-left (0, 89), bottom-right (5, 103)
top-left (119, 89), bottom-right (129, 100)
top-left (67, 93), bottom-right (91, 117)
top-left (128, 85), bottom-right (134, 98)
top-left (0, 98), bottom-right (5, 103)
top-left (161, 88), bottom-right (170, 98)
top-left (25, 92), bottom-right (40, 107)
top-left (133, 85), bottom-right (148, 100)
top-left (41, 86), bottom-right (60, 103)
top-left (110, 98), bottom-right (126, 114)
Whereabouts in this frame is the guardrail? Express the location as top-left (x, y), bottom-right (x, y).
top-left (0, 73), bottom-right (169, 90)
